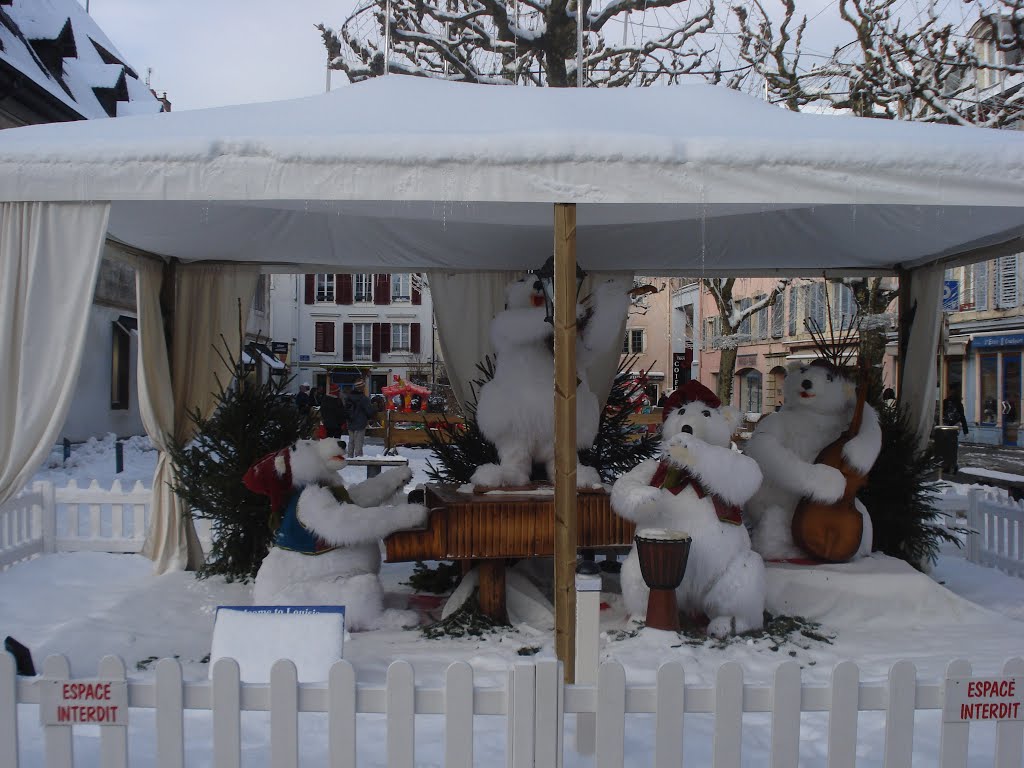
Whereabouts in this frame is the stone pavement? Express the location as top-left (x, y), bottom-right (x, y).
top-left (950, 440), bottom-right (1024, 476)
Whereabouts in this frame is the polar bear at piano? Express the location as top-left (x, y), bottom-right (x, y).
top-left (611, 381), bottom-right (766, 637)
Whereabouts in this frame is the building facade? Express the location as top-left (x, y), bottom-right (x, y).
top-left (0, 0), bottom-right (167, 441)
top-left (698, 278), bottom-right (898, 416)
top-left (271, 272), bottom-right (436, 398)
top-left (620, 277), bottom-right (687, 403)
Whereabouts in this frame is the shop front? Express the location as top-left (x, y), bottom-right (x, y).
top-left (960, 332), bottom-right (1024, 446)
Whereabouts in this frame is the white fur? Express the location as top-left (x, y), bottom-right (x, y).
top-left (252, 439), bottom-right (427, 630)
top-left (743, 363), bottom-right (881, 561)
top-left (472, 276), bottom-right (629, 487)
top-left (611, 402), bottom-right (766, 637)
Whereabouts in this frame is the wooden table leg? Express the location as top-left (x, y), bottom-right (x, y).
top-left (477, 560), bottom-right (508, 624)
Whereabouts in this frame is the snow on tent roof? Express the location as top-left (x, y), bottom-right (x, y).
top-left (0, 77), bottom-right (1022, 275)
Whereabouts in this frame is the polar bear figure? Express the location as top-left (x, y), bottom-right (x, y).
top-left (743, 361), bottom-right (881, 561)
top-left (611, 381), bottom-right (766, 637)
top-left (471, 274), bottom-right (629, 488)
top-left (247, 439), bottom-right (427, 631)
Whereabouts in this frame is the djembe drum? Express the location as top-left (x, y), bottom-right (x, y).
top-left (635, 528), bottom-right (692, 631)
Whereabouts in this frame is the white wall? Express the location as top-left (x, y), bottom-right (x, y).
top-left (60, 304), bottom-right (144, 442)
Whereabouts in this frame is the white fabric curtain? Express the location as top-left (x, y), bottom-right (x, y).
top-left (428, 270), bottom-right (632, 415)
top-left (899, 264), bottom-right (944, 450)
top-left (428, 271), bottom-right (520, 413)
top-left (137, 260), bottom-right (259, 574)
top-left (0, 202), bottom-right (109, 506)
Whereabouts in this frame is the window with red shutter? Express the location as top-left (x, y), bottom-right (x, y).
top-left (336, 274), bottom-right (353, 305)
top-left (314, 321), bottom-right (335, 353)
top-left (411, 273), bottom-right (422, 305)
top-left (411, 323), bottom-right (421, 354)
top-left (304, 274), bottom-right (314, 304)
top-left (342, 323), bottom-right (354, 361)
top-left (374, 274), bottom-right (391, 305)
top-left (371, 322), bottom-right (381, 361)
top-left (380, 322), bottom-right (392, 354)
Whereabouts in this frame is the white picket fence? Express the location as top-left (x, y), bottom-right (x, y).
top-left (0, 480), bottom-right (212, 570)
top-left (934, 487), bottom-right (1024, 578)
top-left (3, 653), bottom-right (1023, 768)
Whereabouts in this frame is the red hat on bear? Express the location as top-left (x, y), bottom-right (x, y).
top-left (243, 448), bottom-right (293, 514)
top-left (660, 380), bottom-right (721, 421)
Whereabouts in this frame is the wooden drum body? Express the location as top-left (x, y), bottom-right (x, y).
top-left (635, 529), bottom-right (691, 631)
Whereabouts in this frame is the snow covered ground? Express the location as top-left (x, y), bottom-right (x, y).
top-left (5, 435), bottom-right (1024, 766)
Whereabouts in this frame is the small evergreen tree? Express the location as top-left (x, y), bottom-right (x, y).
top-left (169, 343), bottom-right (315, 581)
top-left (860, 402), bottom-right (966, 570)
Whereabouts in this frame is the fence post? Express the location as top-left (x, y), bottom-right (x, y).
top-left (884, 661), bottom-right (917, 768)
top-left (212, 658), bottom-right (242, 768)
top-left (939, 659), bottom-right (971, 768)
top-left (0, 652), bottom-right (17, 768)
top-left (574, 564), bottom-right (601, 756)
top-left (98, 655), bottom-right (128, 768)
top-left (39, 481), bottom-right (56, 555)
top-left (42, 655), bottom-right (73, 768)
top-left (445, 662), bottom-right (474, 768)
top-left (270, 659), bottom-right (299, 768)
top-left (509, 664), bottom-right (536, 768)
top-left (995, 657), bottom-right (1024, 768)
top-left (154, 658), bottom-right (184, 768)
top-left (966, 489), bottom-right (982, 565)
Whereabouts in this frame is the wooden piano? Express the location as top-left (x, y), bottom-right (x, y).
top-left (384, 484), bottom-right (635, 622)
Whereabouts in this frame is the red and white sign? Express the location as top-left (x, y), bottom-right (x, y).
top-left (944, 676), bottom-right (1023, 722)
top-left (39, 679), bottom-right (128, 726)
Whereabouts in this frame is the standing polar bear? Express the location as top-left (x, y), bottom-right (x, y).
top-left (743, 361), bottom-right (881, 561)
top-left (611, 381), bottom-right (766, 637)
top-left (471, 273), bottom-right (630, 488)
top-left (245, 439), bottom-right (427, 630)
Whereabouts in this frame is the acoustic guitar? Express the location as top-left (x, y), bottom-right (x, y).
top-left (791, 363), bottom-right (869, 563)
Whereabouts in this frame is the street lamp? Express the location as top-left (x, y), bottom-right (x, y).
top-left (533, 254), bottom-right (587, 324)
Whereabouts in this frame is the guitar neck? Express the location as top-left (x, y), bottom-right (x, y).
top-left (847, 363), bottom-right (869, 436)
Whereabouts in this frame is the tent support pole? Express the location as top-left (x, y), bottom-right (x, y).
top-left (160, 258), bottom-right (178, 379)
top-left (896, 267), bottom-right (912, 405)
top-left (553, 202), bottom-right (578, 682)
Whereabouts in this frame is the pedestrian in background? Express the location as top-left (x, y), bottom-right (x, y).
top-left (942, 391), bottom-right (970, 436)
top-left (320, 390), bottom-right (346, 439)
top-left (345, 380), bottom-right (378, 458)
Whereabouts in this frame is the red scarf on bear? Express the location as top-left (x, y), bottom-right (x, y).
top-left (649, 460), bottom-right (743, 526)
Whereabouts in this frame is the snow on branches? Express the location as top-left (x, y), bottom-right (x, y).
top-left (732, 0), bottom-right (1024, 128)
top-left (318, 0), bottom-right (716, 88)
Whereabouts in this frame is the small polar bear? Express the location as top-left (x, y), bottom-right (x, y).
top-left (245, 439), bottom-right (427, 631)
top-left (472, 272), bottom-right (629, 488)
top-left (743, 361), bottom-right (881, 561)
top-left (611, 381), bottom-right (766, 637)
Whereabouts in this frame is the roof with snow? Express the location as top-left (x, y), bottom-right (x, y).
top-left (0, 76), bottom-right (1022, 275)
top-left (0, 0), bottom-right (162, 120)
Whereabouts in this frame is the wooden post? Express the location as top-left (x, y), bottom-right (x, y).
top-left (553, 203), bottom-right (578, 682)
top-left (477, 560), bottom-right (508, 624)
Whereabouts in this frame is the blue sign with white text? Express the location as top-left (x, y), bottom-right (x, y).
top-left (943, 280), bottom-right (960, 312)
top-left (972, 334), bottom-right (1024, 348)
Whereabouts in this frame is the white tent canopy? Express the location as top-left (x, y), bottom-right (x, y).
top-left (0, 77), bottom-right (1022, 275)
top-left (2, 76), bottom-right (1024, 579)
